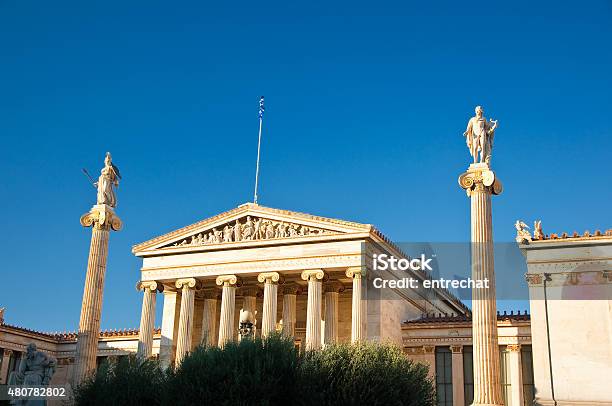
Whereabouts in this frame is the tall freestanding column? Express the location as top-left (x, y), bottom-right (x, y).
top-left (258, 272), bottom-right (280, 338)
top-left (73, 204), bottom-right (122, 383)
top-left (301, 270), bottom-right (325, 350)
top-left (216, 275), bottom-right (239, 347)
top-left (174, 278), bottom-right (199, 364)
top-left (459, 162), bottom-right (504, 405)
top-left (136, 281), bottom-right (162, 358)
top-left (73, 152), bottom-right (121, 384)
top-left (346, 267), bottom-right (365, 343)
top-left (281, 285), bottom-right (300, 338)
top-left (323, 281), bottom-right (344, 345)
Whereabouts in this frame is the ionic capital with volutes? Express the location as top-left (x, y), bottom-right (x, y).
top-left (458, 164), bottom-right (503, 197)
top-left (216, 274), bottom-right (240, 287)
top-left (345, 267), bottom-right (365, 279)
top-left (301, 269), bottom-right (325, 281)
top-left (175, 278), bottom-right (201, 290)
top-left (257, 272), bottom-right (282, 284)
top-left (136, 280), bottom-right (164, 292)
top-left (80, 204), bottom-right (123, 231)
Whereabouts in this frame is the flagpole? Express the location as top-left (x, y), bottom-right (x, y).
top-left (254, 96), bottom-right (264, 204)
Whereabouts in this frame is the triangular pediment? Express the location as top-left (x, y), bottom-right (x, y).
top-left (132, 203), bottom-right (372, 254)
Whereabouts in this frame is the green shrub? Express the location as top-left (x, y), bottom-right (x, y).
top-left (163, 334), bottom-right (299, 406)
top-left (299, 341), bottom-right (435, 406)
top-left (74, 338), bottom-right (434, 406)
top-left (73, 355), bottom-right (166, 406)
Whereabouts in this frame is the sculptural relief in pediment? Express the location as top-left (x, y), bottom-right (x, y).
top-left (165, 216), bottom-right (336, 248)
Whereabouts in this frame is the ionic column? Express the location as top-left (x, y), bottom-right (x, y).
top-left (281, 285), bottom-right (300, 338)
top-left (451, 345), bottom-right (466, 406)
top-left (216, 275), bottom-right (239, 347)
top-left (346, 267), bottom-right (365, 343)
top-left (159, 290), bottom-right (180, 369)
top-left (258, 272), bottom-right (281, 338)
top-left (0, 349), bottom-right (13, 384)
top-left (301, 270), bottom-right (325, 350)
top-left (324, 281), bottom-right (344, 345)
top-left (136, 281), bottom-right (162, 359)
top-left (174, 278), bottom-right (199, 364)
top-left (73, 204), bottom-right (122, 384)
top-left (507, 344), bottom-right (524, 406)
top-left (459, 163), bottom-right (504, 405)
top-left (200, 290), bottom-right (219, 347)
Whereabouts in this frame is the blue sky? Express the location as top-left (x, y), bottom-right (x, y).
top-left (1, 1), bottom-right (611, 332)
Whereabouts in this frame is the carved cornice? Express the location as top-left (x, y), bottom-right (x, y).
top-left (216, 275), bottom-right (240, 287)
top-left (175, 278), bottom-right (200, 290)
top-left (136, 281), bottom-right (163, 292)
top-left (257, 272), bottom-right (281, 284)
top-left (301, 269), bottom-right (325, 281)
top-left (526, 271), bottom-right (612, 287)
top-left (458, 164), bottom-right (502, 197)
top-left (80, 204), bottom-right (122, 231)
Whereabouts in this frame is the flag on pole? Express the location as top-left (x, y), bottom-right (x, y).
top-left (259, 96), bottom-right (265, 119)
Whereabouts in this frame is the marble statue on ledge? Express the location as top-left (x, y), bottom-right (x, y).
top-left (534, 220), bottom-right (544, 240)
top-left (9, 343), bottom-right (56, 405)
top-left (463, 105), bottom-right (498, 165)
top-left (515, 220), bottom-right (532, 243)
top-left (238, 309), bottom-right (257, 340)
top-left (95, 152), bottom-right (121, 208)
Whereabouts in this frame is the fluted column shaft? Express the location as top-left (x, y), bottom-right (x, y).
top-left (508, 344), bottom-right (524, 406)
top-left (175, 278), bottom-right (198, 364)
top-left (323, 282), bottom-right (343, 345)
top-left (160, 290), bottom-right (179, 368)
top-left (301, 270), bottom-right (324, 350)
top-left (282, 286), bottom-right (299, 338)
top-left (0, 350), bottom-right (13, 384)
top-left (201, 292), bottom-right (218, 347)
top-left (460, 164), bottom-right (504, 406)
top-left (258, 272), bottom-right (280, 337)
top-left (346, 267), bottom-right (364, 343)
top-left (324, 291), bottom-right (338, 345)
top-left (137, 281), bottom-right (161, 359)
top-left (73, 205), bottom-right (121, 384)
top-left (217, 275), bottom-right (238, 347)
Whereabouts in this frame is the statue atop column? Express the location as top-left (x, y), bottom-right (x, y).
top-left (95, 152), bottom-right (121, 207)
top-left (463, 106), bottom-right (498, 165)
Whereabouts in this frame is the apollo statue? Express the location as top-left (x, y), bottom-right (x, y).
top-left (95, 152), bottom-right (121, 207)
top-left (463, 106), bottom-right (498, 165)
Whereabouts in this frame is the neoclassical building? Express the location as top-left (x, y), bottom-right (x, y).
top-left (130, 203), bottom-right (468, 367)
